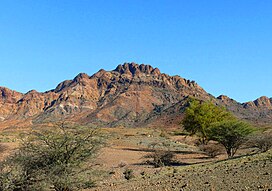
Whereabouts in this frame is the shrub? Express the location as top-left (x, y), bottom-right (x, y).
top-left (199, 144), bottom-right (223, 158)
top-left (248, 132), bottom-right (272, 153)
top-left (145, 150), bottom-right (175, 167)
top-left (123, 169), bottom-right (134, 180)
top-left (0, 124), bottom-right (103, 191)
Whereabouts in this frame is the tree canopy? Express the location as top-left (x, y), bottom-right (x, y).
top-left (182, 99), bottom-right (235, 143)
top-left (208, 120), bottom-right (255, 158)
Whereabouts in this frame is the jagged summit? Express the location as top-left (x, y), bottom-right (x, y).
top-left (254, 96), bottom-right (272, 108)
top-left (73, 73), bottom-right (90, 81)
top-left (114, 63), bottom-right (161, 76)
top-left (243, 96), bottom-right (272, 109)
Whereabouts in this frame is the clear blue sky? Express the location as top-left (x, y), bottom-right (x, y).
top-left (0, 0), bottom-right (271, 103)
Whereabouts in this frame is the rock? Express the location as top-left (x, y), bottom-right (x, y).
top-left (243, 101), bottom-right (256, 109)
top-left (0, 87), bottom-right (23, 103)
top-left (253, 96), bottom-right (272, 108)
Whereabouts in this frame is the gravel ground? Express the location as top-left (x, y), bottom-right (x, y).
top-left (89, 151), bottom-right (272, 191)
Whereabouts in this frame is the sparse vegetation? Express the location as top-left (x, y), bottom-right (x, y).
top-left (0, 124), bottom-right (103, 191)
top-left (248, 131), bottom-right (272, 153)
top-left (0, 124), bottom-right (270, 190)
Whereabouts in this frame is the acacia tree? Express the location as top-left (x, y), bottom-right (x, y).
top-left (182, 99), bottom-right (234, 144)
top-left (0, 124), bottom-right (103, 191)
top-left (208, 120), bottom-right (254, 158)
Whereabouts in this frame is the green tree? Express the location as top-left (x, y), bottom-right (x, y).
top-left (208, 120), bottom-right (254, 158)
top-left (0, 124), bottom-right (103, 191)
top-left (182, 99), bottom-right (234, 144)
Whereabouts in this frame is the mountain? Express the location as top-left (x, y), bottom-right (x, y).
top-left (0, 63), bottom-right (271, 128)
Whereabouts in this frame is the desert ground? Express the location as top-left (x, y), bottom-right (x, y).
top-left (0, 126), bottom-right (271, 191)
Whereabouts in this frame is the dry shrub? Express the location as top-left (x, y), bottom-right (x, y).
top-left (123, 169), bottom-right (134, 180)
top-left (145, 150), bottom-right (175, 168)
top-left (199, 144), bottom-right (224, 158)
top-left (248, 132), bottom-right (272, 153)
top-left (0, 125), bottom-right (103, 191)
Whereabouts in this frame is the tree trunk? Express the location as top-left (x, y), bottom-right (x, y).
top-left (227, 148), bottom-right (235, 158)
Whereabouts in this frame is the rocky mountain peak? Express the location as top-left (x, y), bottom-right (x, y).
top-left (114, 63), bottom-right (161, 76)
top-left (253, 96), bottom-right (272, 108)
top-left (26, 90), bottom-right (39, 94)
top-left (73, 73), bottom-right (90, 82)
top-left (217, 95), bottom-right (230, 101)
top-left (0, 87), bottom-right (23, 103)
top-left (52, 73), bottom-right (91, 93)
top-left (93, 69), bottom-right (107, 78)
top-left (243, 96), bottom-right (272, 109)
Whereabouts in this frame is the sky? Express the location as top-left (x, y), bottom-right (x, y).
top-left (0, 0), bottom-right (271, 103)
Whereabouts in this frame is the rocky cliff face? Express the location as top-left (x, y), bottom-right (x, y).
top-left (0, 63), bottom-right (271, 127)
top-left (0, 87), bottom-right (23, 121)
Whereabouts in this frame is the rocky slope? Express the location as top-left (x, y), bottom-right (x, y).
top-left (0, 63), bottom-right (271, 127)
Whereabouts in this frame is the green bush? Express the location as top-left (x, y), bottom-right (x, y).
top-left (0, 124), bottom-right (103, 191)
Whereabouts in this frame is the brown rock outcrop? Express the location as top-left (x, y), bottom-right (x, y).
top-left (254, 96), bottom-right (272, 108)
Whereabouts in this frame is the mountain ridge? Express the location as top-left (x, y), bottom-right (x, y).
top-left (0, 63), bottom-right (271, 127)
